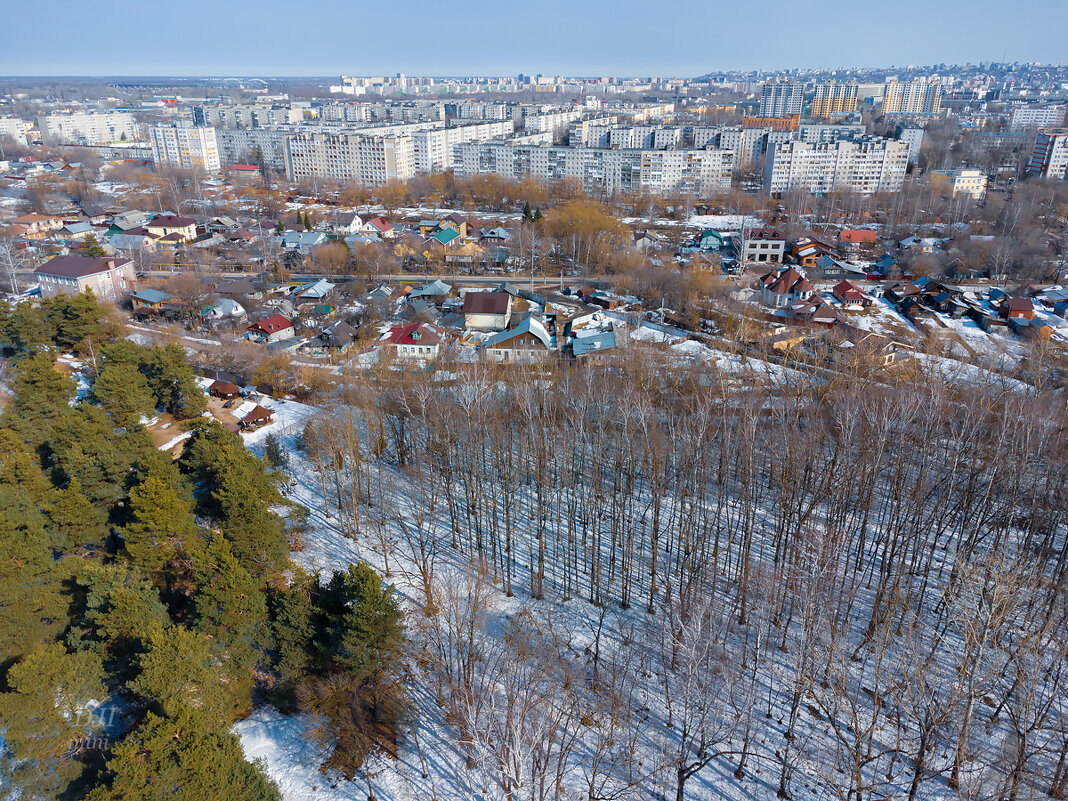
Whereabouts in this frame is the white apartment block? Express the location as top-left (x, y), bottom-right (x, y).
top-left (759, 82), bottom-right (804, 118)
top-left (453, 143), bottom-right (733, 196)
top-left (796, 123), bottom-right (867, 143)
top-left (693, 126), bottom-right (788, 169)
top-left (214, 128), bottom-right (290, 171)
top-left (150, 123), bottom-right (221, 171)
top-left (38, 111), bottom-right (140, 144)
top-left (285, 132), bottom-right (416, 184)
top-left (881, 80), bottom-right (942, 114)
top-left (931, 168), bottom-right (988, 200)
top-left (194, 104), bottom-right (302, 128)
top-left (0, 117), bottom-right (28, 146)
top-left (1028, 132), bottom-right (1068, 180)
top-left (764, 137), bottom-right (909, 194)
top-left (412, 120), bottom-right (515, 172)
top-left (568, 117), bottom-right (620, 145)
top-left (1011, 106), bottom-right (1067, 131)
top-left (523, 109), bottom-right (586, 138)
top-left (896, 126), bottom-right (925, 165)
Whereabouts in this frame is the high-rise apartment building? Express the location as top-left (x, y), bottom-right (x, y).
top-left (412, 120), bottom-right (515, 172)
top-left (764, 137), bottom-right (909, 194)
top-left (150, 122), bottom-right (221, 171)
top-left (759, 82), bottom-right (804, 118)
top-left (809, 82), bottom-right (859, 118)
top-left (38, 112), bottom-right (140, 145)
top-left (285, 132), bottom-right (416, 184)
top-left (881, 79), bottom-right (942, 115)
top-left (1011, 106), bottom-right (1067, 131)
top-left (1028, 132), bottom-right (1068, 180)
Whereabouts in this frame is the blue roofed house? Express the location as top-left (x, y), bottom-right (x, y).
top-left (297, 279), bottom-right (336, 300)
top-left (130, 288), bottom-right (173, 313)
top-left (281, 231), bottom-right (328, 251)
top-left (571, 326), bottom-right (617, 358)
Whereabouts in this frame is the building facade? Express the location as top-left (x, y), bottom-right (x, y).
top-left (1028, 132), bottom-right (1068, 180)
top-left (34, 255), bottom-right (135, 300)
top-left (810, 82), bottom-right (859, 118)
top-left (285, 132), bottom-right (416, 184)
top-left (38, 112), bottom-right (140, 145)
top-left (882, 80), bottom-right (942, 115)
top-left (759, 82), bottom-right (804, 118)
top-left (764, 137), bottom-right (909, 194)
top-left (151, 123), bottom-right (221, 171)
top-left (931, 168), bottom-right (987, 200)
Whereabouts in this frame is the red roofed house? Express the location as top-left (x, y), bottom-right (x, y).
top-left (760, 267), bottom-right (814, 308)
top-left (361, 216), bottom-right (394, 238)
top-left (839, 229), bottom-right (879, 249)
top-left (832, 280), bottom-right (872, 307)
top-left (34, 254), bottom-right (135, 300)
top-left (10, 213), bottom-right (64, 239)
top-left (247, 314), bottom-right (295, 342)
top-left (462, 291), bottom-right (512, 331)
top-left (381, 322), bottom-right (443, 359)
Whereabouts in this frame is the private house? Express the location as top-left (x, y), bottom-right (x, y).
top-left (381, 322), bottom-right (443, 359)
top-left (34, 254), bottom-right (135, 300)
top-left (1009, 317), bottom-right (1053, 340)
top-left (570, 326), bottom-right (618, 358)
top-left (740, 228), bottom-right (786, 264)
top-left (695, 229), bottom-right (728, 251)
top-left (129, 287), bottom-right (173, 312)
top-left (58, 221), bottom-right (95, 241)
top-left (633, 231), bottom-right (664, 251)
top-left (281, 230), bottom-right (327, 251)
top-left (209, 380), bottom-right (241, 399)
top-left (145, 215), bottom-right (197, 242)
top-left (109, 227), bottom-right (159, 252)
top-left (790, 237), bottom-right (835, 268)
top-left (333, 212), bottom-right (364, 235)
top-left (832, 280), bottom-right (872, 307)
top-left (317, 320), bottom-right (358, 351)
top-left (482, 317), bottom-right (553, 363)
top-left (10, 213), bottom-right (63, 239)
top-left (203, 297), bottom-right (247, 325)
top-left (1001, 297), bottom-right (1035, 321)
top-left (247, 314), bottom-right (295, 343)
top-left (111, 211), bottom-right (151, 231)
top-left (362, 216), bottom-right (393, 237)
top-left (838, 229), bottom-right (878, 250)
top-left (463, 291), bottom-right (512, 331)
top-left (217, 277), bottom-right (263, 300)
top-left (481, 227), bottom-right (511, 243)
top-left (296, 279), bottom-right (335, 300)
top-left (408, 279), bottom-right (452, 301)
top-left (789, 299), bottom-right (839, 327)
top-left (760, 266), bottom-right (814, 308)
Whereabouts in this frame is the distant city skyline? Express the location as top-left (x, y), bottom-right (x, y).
top-left (2, 0), bottom-right (1065, 78)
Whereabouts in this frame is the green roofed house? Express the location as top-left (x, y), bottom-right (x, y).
top-left (696, 230), bottom-right (727, 251)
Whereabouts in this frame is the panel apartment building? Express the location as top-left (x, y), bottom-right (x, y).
top-left (764, 137), bottom-right (909, 194)
top-left (809, 82), bottom-right (859, 118)
top-left (759, 82), bottom-right (804, 118)
top-left (412, 120), bottom-right (515, 172)
top-left (285, 132), bottom-right (416, 184)
top-left (1028, 132), bottom-right (1068, 180)
top-left (150, 122), bottom-right (221, 171)
top-left (453, 143), bottom-right (733, 196)
top-left (38, 111), bottom-right (140, 145)
top-left (881, 79), bottom-right (942, 115)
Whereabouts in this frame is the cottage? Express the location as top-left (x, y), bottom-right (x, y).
top-left (247, 314), bottom-right (295, 343)
top-left (790, 236), bottom-right (835, 268)
top-left (482, 317), bottom-right (554, 363)
top-left (333, 212), bottom-right (363, 236)
top-left (209, 380), bottom-right (241, 399)
top-left (241, 405), bottom-right (273, 430)
top-left (832, 281), bottom-right (872, 308)
top-left (838, 229), bottom-right (878, 249)
top-left (741, 228), bottom-right (786, 264)
top-left (145, 215), bottom-right (197, 243)
top-left (381, 322), bottom-right (443, 359)
top-left (362, 216), bottom-right (393, 237)
top-left (130, 288), bottom-right (173, 312)
top-left (463, 291), bottom-right (512, 331)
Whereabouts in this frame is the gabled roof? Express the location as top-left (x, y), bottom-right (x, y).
top-left (430, 228), bottom-right (461, 245)
top-left (298, 278), bottom-right (336, 299)
top-left (248, 314), bottom-right (293, 334)
top-left (463, 291), bottom-right (511, 315)
top-left (483, 317), bottom-right (552, 350)
top-left (408, 279), bottom-right (452, 299)
top-left (839, 229), bottom-right (878, 244)
top-left (384, 322), bottom-right (442, 346)
top-left (366, 216), bottom-right (392, 232)
top-left (572, 327), bottom-right (617, 356)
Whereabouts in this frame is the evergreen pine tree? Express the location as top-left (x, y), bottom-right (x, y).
top-left (522, 200), bottom-right (532, 221)
top-left (92, 359), bottom-right (157, 427)
top-left (5, 301), bottom-right (54, 353)
top-left (131, 625), bottom-right (236, 719)
top-left (48, 290), bottom-right (105, 352)
top-left (0, 644), bottom-right (105, 799)
top-left (82, 234), bottom-right (107, 258)
top-left (46, 476), bottom-right (108, 550)
top-left (141, 343), bottom-right (207, 417)
top-left (122, 473), bottom-right (201, 575)
top-left (533, 206), bottom-right (543, 222)
top-left (268, 568), bottom-right (315, 707)
top-left (86, 708), bottom-right (280, 801)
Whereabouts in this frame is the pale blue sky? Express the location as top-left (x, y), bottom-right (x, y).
top-left (3, 0), bottom-right (1065, 76)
